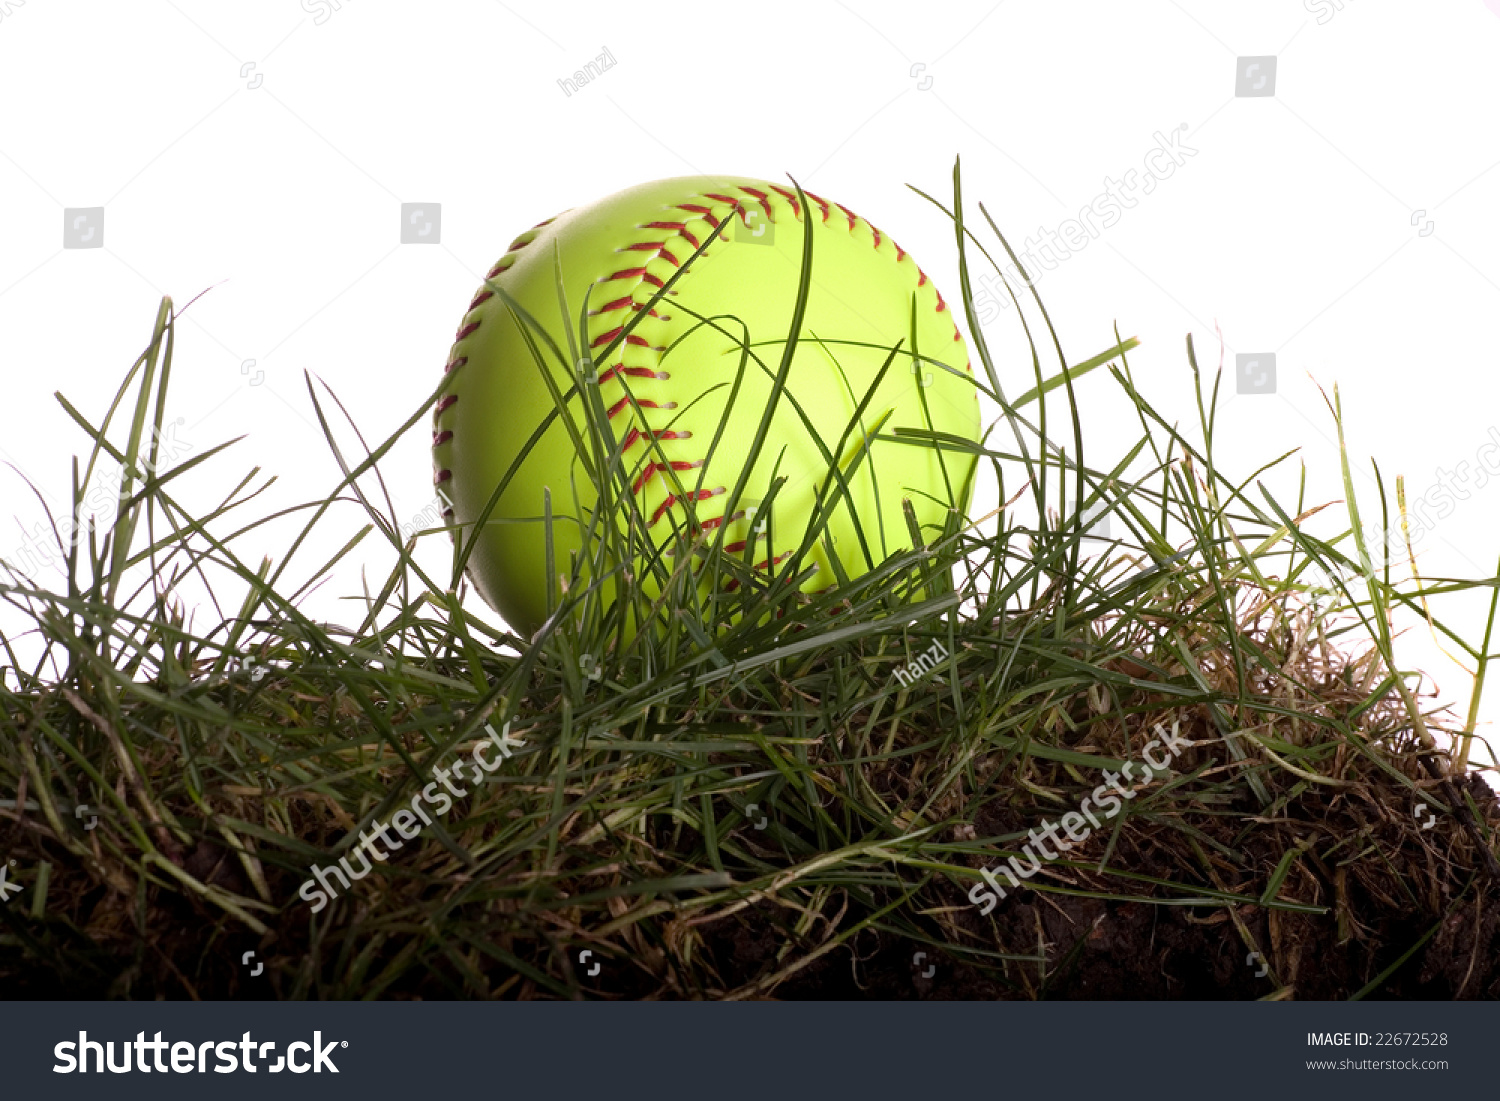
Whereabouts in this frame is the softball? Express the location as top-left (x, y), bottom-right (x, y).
top-left (432, 175), bottom-right (980, 639)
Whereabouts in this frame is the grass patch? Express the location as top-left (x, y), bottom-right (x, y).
top-left (2, 163), bottom-right (1498, 999)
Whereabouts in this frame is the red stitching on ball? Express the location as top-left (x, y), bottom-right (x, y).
top-left (589, 295), bottom-right (650, 316)
top-left (650, 487), bottom-right (724, 526)
top-left (642, 221), bottom-right (701, 249)
top-left (434, 469), bottom-right (452, 485)
top-left (606, 396), bottom-right (675, 419)
top-left (632, 458), bottom-right (702, 495)
top-left (598, 364), bottom-right (667, 384)
top-left (768, 184), bottom-right (801, 219)
top-left (834, 203), bottom-right (859, 232)
top-left (618, 242), bottom-right (685, 266)
top-left (469, 289), bottom-right (494, 311)
top-left (721, 548), bottom-right (794, 591)
top-left (659, 506), bottom-right (749, 557)
top-left (598, 267), bottom-right (666, 288)
top-left (736, 186), bottom-right (773, 220)
top-left (676, 203), bottom-right (722, 230)
top-left (455, 321), bottom-right (480, 342)
top-left (621, 427), bottom-right (690, 451)
top-left (443, 356), bottom-right (467, 374)
top-left (699, 508), bottom-right (744, 532)
top-left (435, 395), bottom-right (457, 414)
top-left (803, 189), bottom-right (832, 223)
top-left (432, 429), bottom-right (453, 446)
top-left (591, 327), bottom-right (654, 350)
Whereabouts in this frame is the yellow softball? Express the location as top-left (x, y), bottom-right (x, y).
top-left (432, 175), bottom-right (980, 639)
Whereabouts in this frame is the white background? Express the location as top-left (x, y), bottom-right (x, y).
top-left (1, 0), bottom-right (1497, 763)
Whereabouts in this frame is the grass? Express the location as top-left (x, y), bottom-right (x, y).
top-left (2, 161), bottom-right (1498, 999)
